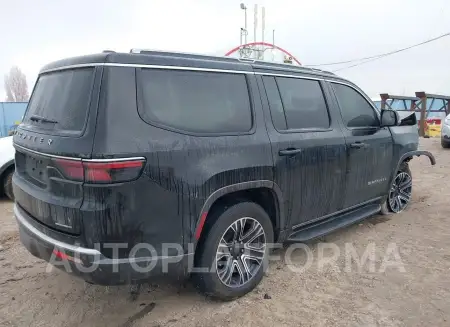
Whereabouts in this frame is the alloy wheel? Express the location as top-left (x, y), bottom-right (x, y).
top-left (215, 217), bottom-right (266, 288)
top-left (388, 171), bottom-right (412, 213)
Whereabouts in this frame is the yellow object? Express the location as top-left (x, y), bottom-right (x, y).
top-left (424, 122), bottom-right (441, 138)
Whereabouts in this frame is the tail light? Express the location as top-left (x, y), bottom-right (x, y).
top-left (53, 158), bottom-right (146, 183)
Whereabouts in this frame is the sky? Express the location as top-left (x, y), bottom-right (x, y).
top-left (1, 0), bottom-right (449, 100)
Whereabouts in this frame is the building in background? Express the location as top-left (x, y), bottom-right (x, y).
top-left (0, 102), bottom-right (27, 137)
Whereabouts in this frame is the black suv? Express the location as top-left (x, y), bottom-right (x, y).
top-left (13, 50), bottom-right (435, 300)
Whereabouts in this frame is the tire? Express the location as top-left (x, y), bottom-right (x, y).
top-left (193, 202), bottom-right (273, 301)
top-left (442, 140), bottom-right (450, 149)
top-left (380, 162), bottom-right (412, 215)
top-left (3, 168), bottom-right (14, 201)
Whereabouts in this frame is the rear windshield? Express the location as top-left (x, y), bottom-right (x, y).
top-left (23, 68), bottom-right (94, 133)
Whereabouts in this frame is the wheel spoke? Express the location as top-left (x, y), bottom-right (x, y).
top-left (394, 196), bottom-right (401, 210)
top-left (241, 222), bottom-right (264, 244)
top-left (235, 258), bottom-right (250, 284)
top-left (216, 241), bottom-right (232, 260)
top-left (218, 256), bottom-right (234, 284)
top-left (243, 248), bottom-right (265, 264)
top-left (397, 173), bottom-right (405, 185)
top-left (398, 190), bottom-right (411, 203)
top-left (230, 219), bottom-right (245, 241)
top-left (399, 177), bottom-right (412, 189)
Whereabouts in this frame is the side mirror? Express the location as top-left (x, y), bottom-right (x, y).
top-left (380, 109), bottom-right (399, 127)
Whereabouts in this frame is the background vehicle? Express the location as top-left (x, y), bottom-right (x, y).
top-left (12, 51), bottom-right (435, 300)
top-left (441, 114), bottom-right (450, 148)
top-left (0, 136), bottom-right (15, 200)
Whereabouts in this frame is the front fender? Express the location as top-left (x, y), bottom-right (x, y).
top-left (383, 150), bottom-right (435, 201)
top-left (388, 150), bottom-right (436, 191)
top-left (399, 150), bottom-right (436, 166)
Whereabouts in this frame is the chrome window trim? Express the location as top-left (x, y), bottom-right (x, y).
top-left (38, 62), bottom-right (376, 113)
top-left (255, 71), bottom-right (324, 81)
top-left (40, 63), bottom-right (101, 74)
top-left (40, 63), bottom-right (250, 75)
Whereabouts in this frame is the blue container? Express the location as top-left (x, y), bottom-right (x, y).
top-left (0, 102), bottom-right (28, 137)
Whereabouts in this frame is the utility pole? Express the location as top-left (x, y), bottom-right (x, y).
top-left (240, 3), bottom-right (247, 45)
top-left (254, 4), bottom-right (258, 59)
top-left (240, 3), bottom-right (249, 58)
top-left (261, 6), bottom-right (265, 60)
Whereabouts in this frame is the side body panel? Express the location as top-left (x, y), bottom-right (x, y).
top-left (325, 81), bottom-right (394, 208)
top-left (88, 65), bottom-right (273, 257)
top-left (256, 71), bottom-right (348, 229)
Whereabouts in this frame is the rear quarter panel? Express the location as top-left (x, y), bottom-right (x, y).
top-left (90, 66), bottom-right (273, 255)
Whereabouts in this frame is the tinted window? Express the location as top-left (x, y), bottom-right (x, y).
top-left (262, 76), bottom-right (287, 130)
top-left (276, 77), bottom-right (330, 129)
top-left (332, 83), bottom-right (379, 128)
top-left (24, 68), bottom-right (94, 132)
top-left (139, 69), bottom-right (252, 133)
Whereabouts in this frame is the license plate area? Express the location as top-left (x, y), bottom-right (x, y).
top-left (24, 154), bottom-right (48, 186)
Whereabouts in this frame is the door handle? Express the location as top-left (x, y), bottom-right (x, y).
top-left (279, 148), bottom-right (302, 156)
top-left (349, 142), bottom-right (367, 149)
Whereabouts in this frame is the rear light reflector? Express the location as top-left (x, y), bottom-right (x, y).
top-left (52, 158), bottom-right (146, 184)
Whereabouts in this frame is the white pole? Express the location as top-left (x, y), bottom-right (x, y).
top-left (261, 6), bottom-right (265, 60)
top-left (254, 4), bottom-right (258, 59)
top-left (244, 6), bottom-right (248, 44)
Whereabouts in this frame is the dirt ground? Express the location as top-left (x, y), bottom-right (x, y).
top-left (0, 138), bottom-right (449, 327)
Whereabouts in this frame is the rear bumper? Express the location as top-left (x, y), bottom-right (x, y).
top-left (15, 204), bottom-right (192, 285)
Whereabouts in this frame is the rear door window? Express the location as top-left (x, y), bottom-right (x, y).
top-left (262, 76), bottom-right (287, 130)
top-left (276, 77), bottom-right (330, 130)
top-left (263, 76), bottom-right (330, 130)
top-left (23, 68), bottom-right (94, 133)
top-left (138, 69), bottom-right (253, 134)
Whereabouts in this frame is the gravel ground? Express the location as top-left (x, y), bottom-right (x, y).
top-left (0, 138), bottom-right (449, 327)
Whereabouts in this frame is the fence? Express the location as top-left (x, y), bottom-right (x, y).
top-left (0, 102), bottom-right (27, 137)
top-left (378, 93), bottom-right (449, 136)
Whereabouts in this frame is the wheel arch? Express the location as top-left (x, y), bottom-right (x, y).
top-left (386, 150), bottom-right (435, 195)
top-left (194, 180), bottom-right (285, 244)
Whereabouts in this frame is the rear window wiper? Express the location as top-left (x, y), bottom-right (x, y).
top-left (29, 115), bottom-right (58, 124)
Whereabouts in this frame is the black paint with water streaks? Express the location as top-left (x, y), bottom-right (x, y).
top-left (11, 52), bottom-right (434, 285)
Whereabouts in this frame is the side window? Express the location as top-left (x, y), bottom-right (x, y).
top-left (262, 76), bottom-right (287, 130)
top-left (275, 77), bottom-right (330, 129)
top-left (332, 83), bottom-right (379, 128)
top-left (138, 69), bottom-right (252, 134)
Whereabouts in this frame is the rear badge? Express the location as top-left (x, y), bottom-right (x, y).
top-left (16, 132), bottom-right (51, 146)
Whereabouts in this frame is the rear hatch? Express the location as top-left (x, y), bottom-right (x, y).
top-left (13, 66), bottom-right (101, 234)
